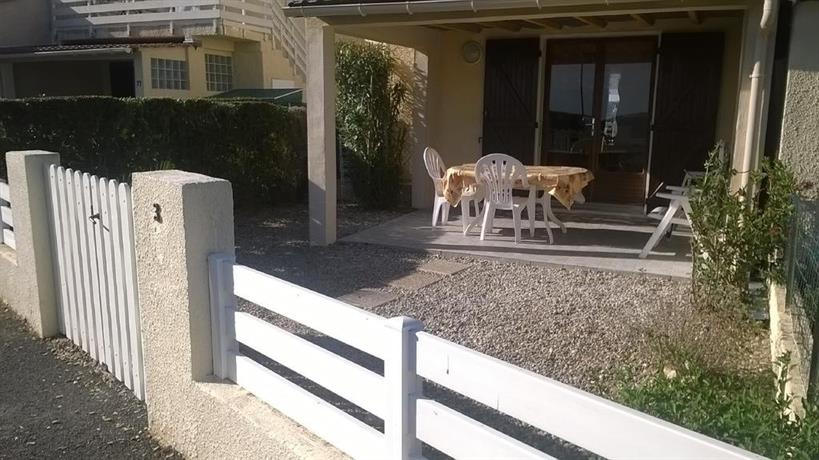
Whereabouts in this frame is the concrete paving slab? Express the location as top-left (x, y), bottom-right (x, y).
top-left (418, 260), bottom-right (470, 276)
top-left (337, 289), bottom-right (399, 308)
top-left (341, 209), bottom-right (693, 278)
top-left (388, 271), bottom-right (442, 291)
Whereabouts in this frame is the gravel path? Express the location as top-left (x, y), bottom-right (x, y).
top-left (0, 306), bottom-right (180, 459)
top-left (235, 204), bottom-right (770, 458)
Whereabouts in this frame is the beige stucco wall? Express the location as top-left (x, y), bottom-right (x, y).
top-left (340, 12), bottom-right (748, 208)
top-left (0, 0), bottom-right (51, 47)
top-left (0, 151), bottom-right (61, 338)
top-left (779, 0), bottom-right (819, 200)
top-left (136, 36), bottom-right (300, 98)
top-left (133, 170), bottom-right (345, 459)
top-left (13, 60), bottom-right (115, 98)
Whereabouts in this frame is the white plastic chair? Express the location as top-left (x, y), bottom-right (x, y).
top-left (423, 147), bottom-right (450, 227)
top-left (423, 147), bottom-right (484, 231)
top-left (474, 153), bottom-right (531, 244)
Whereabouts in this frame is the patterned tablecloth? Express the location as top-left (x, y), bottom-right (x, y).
top-left (443, 164), bottom-right (594, 210)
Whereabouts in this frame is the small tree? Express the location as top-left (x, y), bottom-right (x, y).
top-left (690, 144), bottom-right (797, 309)
top-left (336, 41), bottom-right (407, 209)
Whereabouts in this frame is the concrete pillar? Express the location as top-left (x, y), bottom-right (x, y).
top-left (132, 171), bottom-right (234, 422)
top-left (131, 170), bottom-right (345, 459)
top-left (410, 50), bottom-right (434, 210)
top-left (306, 18), bottom-right (337, 246)
top-left (731, 2), bottom-right (776, 183)
top-left (0, 151), bottom-right (60, 337)
top-left (779, 1), bottom-right (819, 199)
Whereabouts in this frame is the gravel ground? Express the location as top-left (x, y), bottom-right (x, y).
top-left (235, 204), bottom-right (770, 458)
top-left (237, 204), bottom-right (769, 389)
top-left (0, 306), bottom-right (180, 459)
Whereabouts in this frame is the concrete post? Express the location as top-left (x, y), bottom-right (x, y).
top-left (132, 171), bottom-right (234, 427)
top-left (132, 170), bottom-right (346, 459)
top-left (410, 50), bottom-right (434, 210)
top-left (306, 18), bottom-right (337, 246)
top-left (0, 151), bottom-right (60, 337)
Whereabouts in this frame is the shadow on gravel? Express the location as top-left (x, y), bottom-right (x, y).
top-left (235, 204), bottom-right (422, 298)
top-left (0, 306), bottom-right (180, 459)
top-left (238, 303), bottom-right (600, 460)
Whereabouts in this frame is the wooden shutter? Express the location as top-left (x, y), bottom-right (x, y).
top-left (481, 38), bottom-right (541, 164)
top-left (649, 33), bottom-right (724, 208)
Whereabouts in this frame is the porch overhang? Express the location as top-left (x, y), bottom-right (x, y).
top-left (300, 0), bottom-right (779, 246)
top-left (285, 0), bottom-right (750, 21)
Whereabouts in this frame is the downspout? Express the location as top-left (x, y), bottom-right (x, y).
top-left (740, 0), bottom-right (779, 189)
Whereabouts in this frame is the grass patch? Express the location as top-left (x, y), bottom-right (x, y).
top-left (616, 355), bottom-right (819, 459)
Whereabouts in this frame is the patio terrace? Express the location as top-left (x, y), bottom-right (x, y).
top-left (342, 203), bottom-right (693, 278)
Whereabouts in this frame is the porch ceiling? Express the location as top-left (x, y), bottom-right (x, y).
top-left (426, 9), bottom-right (742, 33)
top-left (286, 0), bottom-right (750, 26)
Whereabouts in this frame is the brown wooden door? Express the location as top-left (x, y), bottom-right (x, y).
top-left (648, 33), bottom-right (724, 209)
top-left (542, 37), bottom-right (657, 204)
top-left (482, 38), bottom-right (541, 164)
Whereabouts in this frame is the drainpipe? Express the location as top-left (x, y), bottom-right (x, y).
top-left (740, 0), bottom-right (779, 190)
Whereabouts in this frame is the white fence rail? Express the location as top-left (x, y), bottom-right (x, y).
top-left (210, 258), bottom-right (765, 460)
top-left (47, 165), bottom-right (145, 400)
top-left (0, 179), bottom-right (14, 250)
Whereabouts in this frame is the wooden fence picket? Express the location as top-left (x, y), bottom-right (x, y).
top-left (45, 165), bottom-right (145, 400)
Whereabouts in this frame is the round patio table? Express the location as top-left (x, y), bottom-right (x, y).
top-left (443, 164), bottom-right (594, 209)
top-left (443, 164), bottom-right (594, 241)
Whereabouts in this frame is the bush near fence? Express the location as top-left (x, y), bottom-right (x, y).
top-left (0, 97), bottom-right (307, 205)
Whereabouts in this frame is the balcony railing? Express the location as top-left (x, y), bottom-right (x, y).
top-left (52, 0), bottom-right (306, 78)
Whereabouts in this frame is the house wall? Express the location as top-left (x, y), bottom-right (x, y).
top-left (340, 14), bottom-right (747, 209)
top-left (13, 60), bottom-right (114, 97)
top-left (769, 0), bottom-right (819, 418)
top-left (136, 36), bottom-right (300, 98)
top-left (779, 0), bottom-right (819, 199)
top-left (0, 0), bottom-right (51, 47)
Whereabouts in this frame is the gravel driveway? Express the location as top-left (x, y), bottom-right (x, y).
top-left (235, 205), bottom-right (769, 458)
top-left (0, 306), bottom-right (179, 459)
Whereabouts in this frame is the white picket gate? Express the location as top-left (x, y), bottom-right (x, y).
top-left (0, 179), bottom-right (14, 249)
top-left (46, 165), bottom-right (145, 400)
top-left (209, 257), bottom-right (765, 460)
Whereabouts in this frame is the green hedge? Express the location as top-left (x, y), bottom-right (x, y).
top-left (0, 97), bottom-right (307, 205)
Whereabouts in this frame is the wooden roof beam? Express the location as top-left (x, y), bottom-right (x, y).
top-left (688, 10), bottom-right (703, 24)
top-left (630, 13), bottom-right (655, 26)
top-left (440, 23), bottom-right (483, 33)
top-left (479, 21), bottom-right (522, 32)
top-left (575, 16), bottom-right (606, 28)
top-left (524, 18), bottom-right (563, 30)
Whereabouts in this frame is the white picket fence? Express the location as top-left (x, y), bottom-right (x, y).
top-left (0, 179), bottom-right (14, 250)
top-left (46, 165), bottom-right (145, 400)
top-left (208, 256), bottom-right (765, 460)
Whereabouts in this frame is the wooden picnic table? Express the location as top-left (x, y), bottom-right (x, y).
top-left (443, 164), bottom-right (594, 209)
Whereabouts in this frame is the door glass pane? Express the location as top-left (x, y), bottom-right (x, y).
top-left (546, 62), bottom-right (596, 166)
top-left (598, 62), bottom-right (652, 173)
top-left (597, 38), bottom-right (655, 174)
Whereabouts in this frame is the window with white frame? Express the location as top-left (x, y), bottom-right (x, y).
top-left (205, 54), bottom-right (233, 92)
top-left (150, 58), bottom-right (188, 90)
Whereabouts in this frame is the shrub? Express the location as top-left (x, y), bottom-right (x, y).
top-left (0, 97), bottom-right (307, 206)
top-left (690, 144), bottom-right (798, 309)
top-left (336, 41), bottom-right (407, 209)
top-left (617, 356), bottom-right (819, 459)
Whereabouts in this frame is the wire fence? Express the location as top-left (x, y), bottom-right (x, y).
top-left (785, 197), bottom-right (819, 402)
